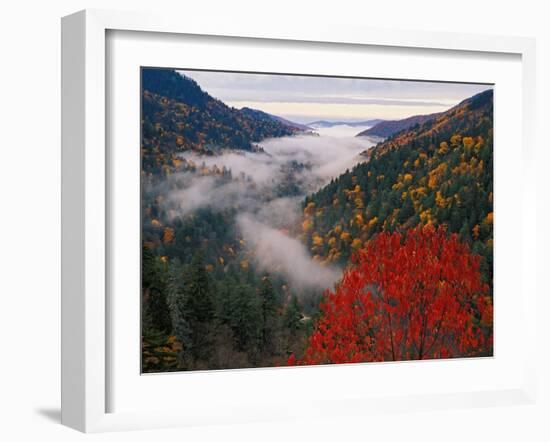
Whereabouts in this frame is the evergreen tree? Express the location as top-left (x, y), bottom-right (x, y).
top-left (166, 259), bottom-right (192, 364)
top-left (185, 252), bottom-right (214, 362)
top-left (283, 295), bottom-right (303, 333)
top-left (226, 282), bottom-right (263, 359)
top-left (259, 275), bottom-right (278, 351)
top-left (167, 253), bottom-right (214, 366)
top-left (142, 245), bottom-right (171, 333)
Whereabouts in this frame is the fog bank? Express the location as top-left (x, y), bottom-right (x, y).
top-left (237, 214), bottom-right (341, 292)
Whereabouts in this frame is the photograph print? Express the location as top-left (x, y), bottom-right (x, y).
top-left (141, 68), bottom-right (494, 373)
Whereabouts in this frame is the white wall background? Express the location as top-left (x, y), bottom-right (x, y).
top-left (0, 1), bottom-right (547, 440)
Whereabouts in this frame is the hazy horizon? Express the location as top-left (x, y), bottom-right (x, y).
top-left (176, 69), bottom-right (493, 124)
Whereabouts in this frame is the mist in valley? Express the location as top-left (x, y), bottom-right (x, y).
top-left (157, 126), bottom-right (377, 293)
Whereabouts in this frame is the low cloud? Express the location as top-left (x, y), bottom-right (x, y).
top-left (165, 131), bottom-right (374, 217)
top-left (165, 176), bottom-right (258, 217)
top-left (180, 150), bottom-right (281, 186)
top-left (255, 196), bottom-right (302, 230)
top-left (260, 133), bottom-right (370, 186)
top-left (237, 213), bottom-right (341, 292)
top-left (179, 131), bottom-right (374, 192)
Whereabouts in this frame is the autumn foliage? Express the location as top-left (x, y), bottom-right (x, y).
top-left (289, 226), bottom-right (493, 365)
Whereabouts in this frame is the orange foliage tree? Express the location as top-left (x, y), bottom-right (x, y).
top-left (289, 226), bottom-right (492, 366)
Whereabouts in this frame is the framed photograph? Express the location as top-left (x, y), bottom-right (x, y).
top-left (61, 9), bottom-right (537, 432)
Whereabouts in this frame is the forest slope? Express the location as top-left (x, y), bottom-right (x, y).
top-left (141, 69), bottom-right (303, 175)
top-left (301, 89), bottom-right (494, 285)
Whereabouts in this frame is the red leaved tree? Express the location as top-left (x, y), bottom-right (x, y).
top-left (289, 226), bottom-right (493, 365)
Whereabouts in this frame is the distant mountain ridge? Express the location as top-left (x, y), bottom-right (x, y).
top-left (269, 115), bottom-right (314, 132)
top-left (356, 112), bottom-right (443, 139)
top-left (307, 119), bottom-right (385, 128)
top-left (240, 107), bottom-right (313, 131)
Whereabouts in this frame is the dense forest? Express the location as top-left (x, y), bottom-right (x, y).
top-left (301, 90), bottom-right (494, 285)
top-left (141, 69), bottom-right (302, 175)
top-left (141, 69), bottom-right (317, 372)
top-left (141, 68), bottom-right (493, 372)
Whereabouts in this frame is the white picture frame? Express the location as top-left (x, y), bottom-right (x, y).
top-left (61, 9), bottom-right (537, 433)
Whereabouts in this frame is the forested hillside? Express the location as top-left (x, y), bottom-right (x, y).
top-left (301, 89), bottom-right (494, 286)
top-left (141, 68), bottom-right (493, 372)
top-left (141, 69), bottom-right (314, 373)
top-left (141, 69), bottom-right (302, 175)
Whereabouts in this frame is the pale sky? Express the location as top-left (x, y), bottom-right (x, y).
top-left (177, 69), bottom-right (492, 124)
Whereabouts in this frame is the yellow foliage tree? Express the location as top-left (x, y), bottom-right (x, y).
top-left (312, 235), bottom-right (324, 247)
top-left (463, 136), bottom-right (474, 150)
top-left (162, 227), bottom-right (175, 244)
top-left (302, 219), bottom-right (313, 233)
top-left (428, 163), bottom-right (448, 189)
top-left (435, 191), bottom-right (448, 208)
top-left (450, 134), bottom-right (462, 147)
top-left (304, 202), bottom-right (316, 216)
